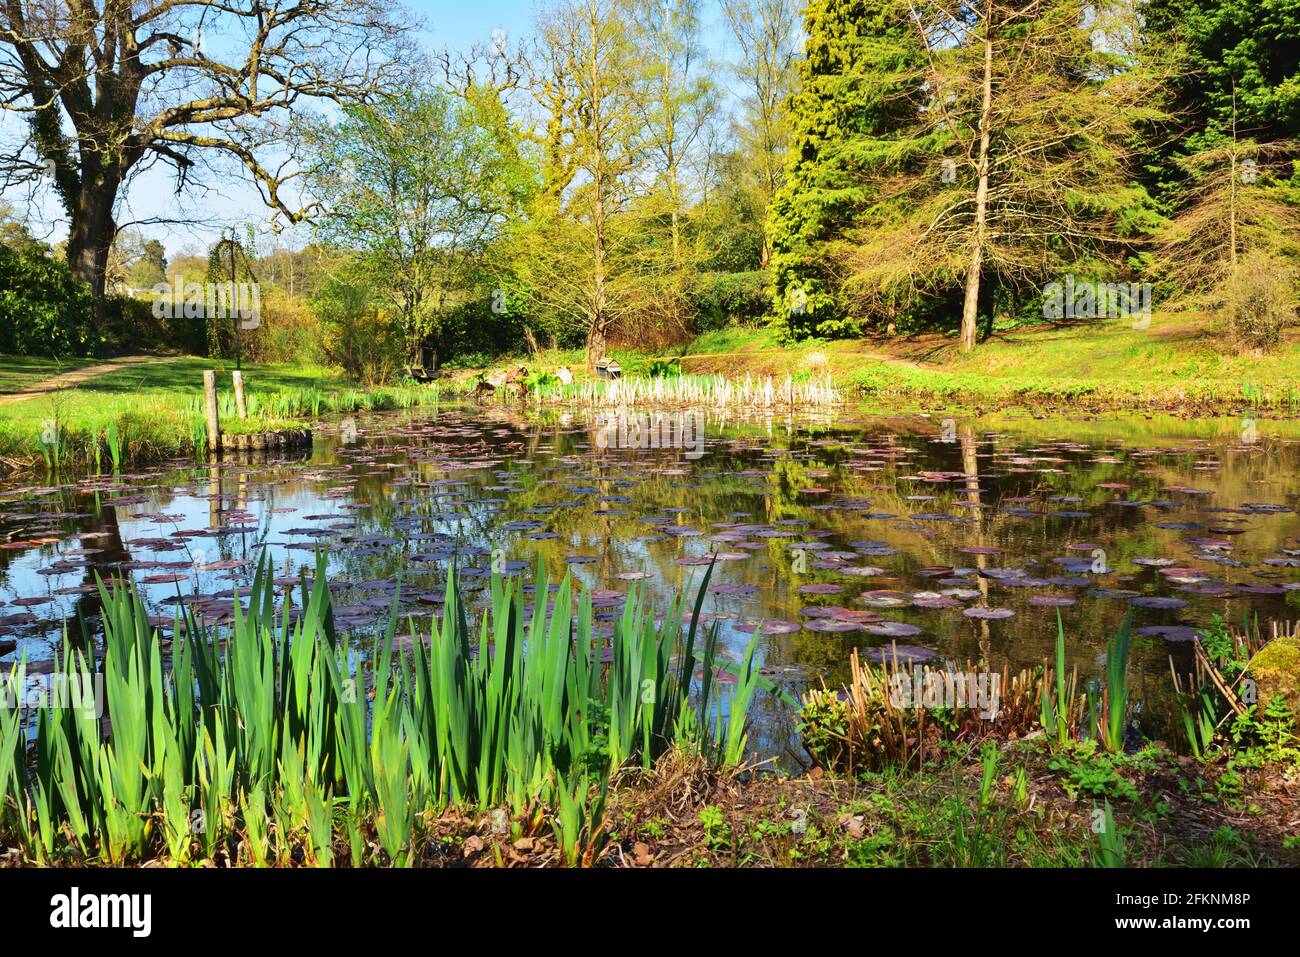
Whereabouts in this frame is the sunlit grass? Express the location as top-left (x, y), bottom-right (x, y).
top-left (0, 356), bottom-right (444, 471)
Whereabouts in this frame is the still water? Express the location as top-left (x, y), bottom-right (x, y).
top-left (2, 404), bottom-right (1298, 763)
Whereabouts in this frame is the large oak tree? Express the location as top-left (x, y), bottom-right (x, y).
top-left (0, 0), bottom-right (409, 335)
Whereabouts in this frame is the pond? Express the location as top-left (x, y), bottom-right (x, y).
top-left (2, 402), bottom-right (1298, 765)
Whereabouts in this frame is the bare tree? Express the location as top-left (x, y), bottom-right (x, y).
top-left (720, 0), bottom-right (800, 267)
top-left (516, 0), bottom-right (648, 369)
top-left (0, 0), bottom-right (410, 335)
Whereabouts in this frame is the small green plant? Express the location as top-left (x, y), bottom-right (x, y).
top-left (1175, 826), bottom-right (1256, 867)
top-left (978, 741), bottom-right (998, 807)
top-left (1100, 614), bottom-right (1133, 752)
top-left (1048, 742), bottom-right (1139, 801)
top-left (699, 805), bottom-right (730, 851)
top-left (1092, 800), bottom-right (1124, 867)
top-left (36, 417), bottom-right (61, 471)
top-left (644, 358), bottom-right (682, 378)
top-left (1040, 611), bottom-right (1082, 747)
top-left (1228, 695), bottom-right (1300, 768)
top-left (524, 369), bottom-right (561, 390)
top-left (1179, 685), bottom-right (1220, 761)
top-left (105, 418), bottom-right (123, 471)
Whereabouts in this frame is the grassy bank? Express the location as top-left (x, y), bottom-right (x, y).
top-left (0, 356), bottom-right (444, 472)
top-left (463, 317), bottom-right (1300, 415)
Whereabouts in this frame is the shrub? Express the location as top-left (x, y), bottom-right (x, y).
top-left (246, 287), bottom-right (326, 365)
top-left (312, 278), bottom-right (404, 384)
top-left (100, 295), bottom-right (175, 352)
top-left (688, 270), bottom-right (770, 332)
top-left (0, 244), bottom-right (95, 356)
top-left (1225, 252), bottom-right (1297, 351)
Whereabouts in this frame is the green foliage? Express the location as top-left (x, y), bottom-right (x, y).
top-left (1101, 614), bottom-right (1134, 753)
top-left (1092, 800), bottom-right (1125, 867)
top-left (308, 86), bottom-right (534, 364)
top-left (204, 230), bottom-right (261, 360)
top-left (1048, 742), bottom-right (1140, 802)
top-left (1227, 696), bottom-right (1300, 767)
top-left (0, 244), bottom-right (95, 356)
top-left (699, 805), bottom-right (730, 850)
top-left (769, 0), bottom-right (923, 340)
top-left (1039, 612), bottom-right (1081, 748)
top-left (311, 272), bottom-right (405, 384)
top-left (523, 369), bottom-right (561, 390)
top-left (797, 692), bottom-right (851, 769)
top-left (1145, 0), bottom-right (1300, 142)
top-left (642, 358), bottom-right (682, 378)
top-left (0, 552), bottom-right (765, 864)
top-left (687, 270), bottom-right (770, 332)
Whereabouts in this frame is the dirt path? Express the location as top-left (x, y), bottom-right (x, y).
top-left (0, 355), bottom-right (158, 405)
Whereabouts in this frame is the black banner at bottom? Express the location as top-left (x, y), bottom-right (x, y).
top-left (0, 866), bottom-right (1270, 944)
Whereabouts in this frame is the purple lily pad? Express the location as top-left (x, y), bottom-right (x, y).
top-left (963, 606), bottom-right (1015, 620)
top-left (1129, 596), bottom-right (1189, 609)
top-left (865, 621), bottom-right (924, 637)
top-left (797, 583), bottom-right (844, 595)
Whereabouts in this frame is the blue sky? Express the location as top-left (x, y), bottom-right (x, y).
top-left (415, 0), bottom-right (533, 52)
top-left (7, 1), bottom-right (745, 259)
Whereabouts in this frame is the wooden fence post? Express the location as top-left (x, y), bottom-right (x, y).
top-left (232, 369), bottom-right (248, 419)
top-left (203, 370), bottom-right (221, 455)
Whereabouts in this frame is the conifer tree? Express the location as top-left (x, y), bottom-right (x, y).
top-left (839, 0), bottom-right (1168, 350)
top-left (769, 0), bottom-right (924, 340)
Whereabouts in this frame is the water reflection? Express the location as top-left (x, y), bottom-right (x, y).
top-left (1, 405), bottom-right (1297, 762)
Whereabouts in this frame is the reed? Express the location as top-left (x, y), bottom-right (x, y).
top-left (1098, 614), bottom-right (1133, 752)
top-left (105, 419), bottom-right (122, 471)
top-left (1039, 612), bottom-right (1085, 747)
top-left (799, 647), bottom-right (1044, 772)
top-left (0, 552), bottom-right (763, 865)
top-left (534, 373), bottom-right (843, 410)
top-left (1092, 800), bottom-right (1125, 867)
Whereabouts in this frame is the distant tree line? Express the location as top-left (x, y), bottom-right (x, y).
top-left (2, 0), bottom-right (1296, 369)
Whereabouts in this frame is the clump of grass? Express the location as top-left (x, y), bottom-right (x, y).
top-left (799, 648), bottom-right (1044, 772)
top-left (0, 553), bottom-right (764, 866)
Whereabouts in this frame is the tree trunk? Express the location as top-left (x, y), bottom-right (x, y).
top-left (588, 215), bottom-right (609, 373)
top-left (66, 173), bottom-right (119, 353)
top-left (960, 18), bottom-right (994, 353)
top-left (586, 317), bottom-right (607, 372)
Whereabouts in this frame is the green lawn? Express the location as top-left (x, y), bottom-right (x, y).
top-left (478, 317), bottom-right (1300, 412)
top-left (846, 318), bottom-right (1300, 411)
top-left (0, 356), bottom-right (346, 425)
top-left (0, 354), bottom-right (96, 394)
top-left (0, 355), bottom-right (436, 471)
